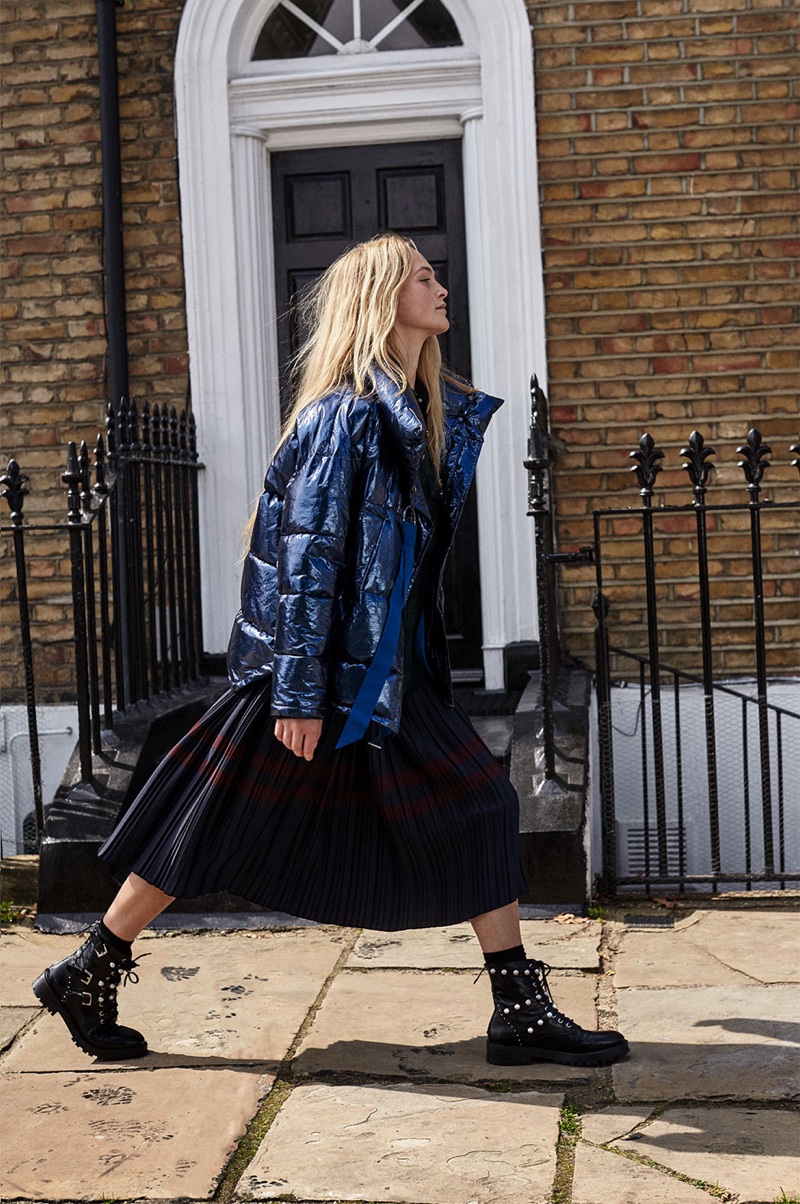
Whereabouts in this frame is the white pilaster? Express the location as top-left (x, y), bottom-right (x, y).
top-left (461, 108), bottom-right (503, 690)
top-left (230, 127), bottom-right (282, 501)
top-left (176, 0), bottom-right (546, 677)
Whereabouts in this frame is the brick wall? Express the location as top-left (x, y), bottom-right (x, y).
top-left (1, 1), bottom-right (187, 509)
top-left (1, 0), bottom-right (797, 697)
top-left (1, 0), bottom-right (186, 696)
top-left (529, 0), bottom-right (799, 673)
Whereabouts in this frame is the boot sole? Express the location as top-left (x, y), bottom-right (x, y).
top-left (486, 1038), bottom-right (629, 1067)
top-left (32, 971), bottom-right (148, 1062)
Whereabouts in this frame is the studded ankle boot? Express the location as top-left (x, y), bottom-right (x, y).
top-left (32, 923), bottom-right (148, 1060)
top-left (485, 957), bottom-right (628, 1067)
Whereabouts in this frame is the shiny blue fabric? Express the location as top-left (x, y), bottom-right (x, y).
top-left (226, 366), bottom-right (504, 736)
top-left (335, 516), bottom-right (416, 749)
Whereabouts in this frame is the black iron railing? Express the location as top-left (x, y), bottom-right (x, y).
top-left (1, 398), bottom-right (204, 847)
top-left (592, 430), bottom-right (799, 893)
top-left (525, 375), bottom-right (593, 777)
top-left (525, 380), bottom-right (799, 893)
top-left (595, 649), bottom-right (799, 891)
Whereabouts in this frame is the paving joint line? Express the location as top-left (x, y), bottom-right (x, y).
top-left (579, 1138), bottom-right (738, 1201)
top-left (0, 1008), bottom-right (42, 1066)
top-left (212, 926), bottom-right (361, 1203)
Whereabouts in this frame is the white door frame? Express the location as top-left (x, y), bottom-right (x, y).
top-left (175, 0), bottom-right (547, 687)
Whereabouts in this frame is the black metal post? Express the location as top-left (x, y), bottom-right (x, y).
top-left (174, 409), bottom-right (190, 683)
top-left (742, 696), bottom-right (752, 888)
top-left (630, 434), bottom-right (668, 878)
top-left (93, 434), bottom-right (114, 731)
top-left (0, 461), bottom-right (45, 845)
top-left (126, 399), bottom-right (147, 702)
top-left (776, 713), bottom-right (785, 883)
top-left (592, 579), bottom-right (617, 894)
top-left (78, 440), bottom-right (102, 754)
top-left (96, 0), bottom-right (128, 411)
top-left (187, 410), bottom-right (204, 676)
top-left (737, 429), bottom-right (774, 876)
top-left (152, 405), bottom-right (169, 691)
top-left (163, 406), bottom-right (180, 687)
top-left (63, 444), bottom-right (94, 783)
top-left (639, 659), bottom-right (651, 887)
top-left (673, 671), bottom-right (685, 889)
top-left (141, 403), bottom-right (159, 695)
top-left (524, 375), bottom-right (556, 778)
top-left (97, 0), bottom-right (136, 708)
top-left (681, 431), bottom-right (721, 875)
top-left (106, 402), bottom-right (126, 708)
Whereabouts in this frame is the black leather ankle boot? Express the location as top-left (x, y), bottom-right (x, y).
top-left (32, 923), bottom-right (148, 1060)
top-left (485, 957), bottom-right (628, 1067)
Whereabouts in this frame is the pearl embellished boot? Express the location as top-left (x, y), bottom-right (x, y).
top-left (485, 957), bottom-right (628, 1067)
top-left (32, 922), bottom-right (148, 1060)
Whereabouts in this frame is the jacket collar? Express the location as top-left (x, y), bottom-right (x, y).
top-left (370, 365), bottom-right (427, 481)
top-left (369, 364), bottom-right (504, 475)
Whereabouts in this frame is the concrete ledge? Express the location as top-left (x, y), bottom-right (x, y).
top-left (510, 667), bottom-right (592, 909)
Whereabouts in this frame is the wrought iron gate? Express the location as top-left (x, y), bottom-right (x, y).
top-left (526, 378), bottom-right (800, 896)
top-left (594, 430), bottom-right (799, 894)
top-left (1, 397), bottom-right (204, 850)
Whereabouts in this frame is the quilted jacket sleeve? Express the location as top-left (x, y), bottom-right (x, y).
top-left (270, 402), bottom-right (361, 718)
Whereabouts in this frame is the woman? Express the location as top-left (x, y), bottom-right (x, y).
top-left (33, 233), bottom-right (628, 1069)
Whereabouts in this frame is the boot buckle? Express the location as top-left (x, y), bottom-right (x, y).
top-left (79, 970), bottom-right (93, 985)
top-left (80, 991), bottom-right (93, 1006)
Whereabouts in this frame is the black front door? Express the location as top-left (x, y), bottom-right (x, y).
top-left (271, 138), bottom-right (482, 678)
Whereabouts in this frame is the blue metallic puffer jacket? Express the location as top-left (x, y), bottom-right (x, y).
top-left (227, 365), bottom-right (503, 733)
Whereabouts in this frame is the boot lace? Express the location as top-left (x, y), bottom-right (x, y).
top-left (527, 959), bottom-right (575, 1028)
top-left (97, 953), bottom-right (149, 1027)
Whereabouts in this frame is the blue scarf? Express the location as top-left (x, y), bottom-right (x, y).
top-left (335, 516), bottom-right (417, 749)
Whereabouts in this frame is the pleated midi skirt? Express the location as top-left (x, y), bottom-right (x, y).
top-left (98, 674), bottom-right (528, 930)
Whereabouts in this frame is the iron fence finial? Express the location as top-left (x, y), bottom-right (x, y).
top-left (630, 433), bottom-right (664, 501)
top-left (681, 430), bottom-right (715, 502)
top-left (737, 428), bottom-right (772, 499)
top-left (94, 434), bottom-right (109, 496)
top-left (1, 460), bottom-right (30, 525)
top-left (62, 442), bottom-right (83, 525)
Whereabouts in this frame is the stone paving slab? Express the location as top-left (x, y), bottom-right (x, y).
top-left (681, 911), bottom-right (800, 984)
top-left (0, 931), bottom-right (74, 1006)
top-left (614, 910), bottom-right (800, 989)
top-left (0, 1067), bottom-right (272, 1201)
top-left (241, 1081), bottom-right (563, 1204)
top-left (572, 1142), bottom-right (711, 1203)
top-left (612, 1107), bottom-right (800, 1202)
top-left (294, 969), bottom-right (599, 1084)
top-left (3, 929), bottom-right (344, 1073)
top-left (614, 930), bottom-right (753, 988)
top-left (579, 1105), bottom-right (653, 1145)
top-left (348, 920), bottom-right (600, 970)
top-left (0, 1006), bottom-right (37, 1053)
top-left (613, 985), bottom-right (800, 1101)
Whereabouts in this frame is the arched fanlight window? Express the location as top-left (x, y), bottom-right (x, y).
top-left (253, 0), bottom-right (462, 59)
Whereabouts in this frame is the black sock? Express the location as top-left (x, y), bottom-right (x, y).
top-left (484, 944), bottom-right (526, 967)
top-left (98, 919), bottom-right (133, 958)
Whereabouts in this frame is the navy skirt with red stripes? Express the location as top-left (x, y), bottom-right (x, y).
top-left (98, 673), bottom-right (527, 930)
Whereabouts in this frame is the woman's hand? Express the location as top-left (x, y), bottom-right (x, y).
top-left (274, 717), bottom-right (323, 761)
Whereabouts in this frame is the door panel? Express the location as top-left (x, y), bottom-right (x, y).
top-left (271, 139), bottom-right (482, 676)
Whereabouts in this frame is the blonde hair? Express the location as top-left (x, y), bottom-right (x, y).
top-left (285, 231), bottom-right (459, 467)
top-left (242, 233), bottom-right (468, 551)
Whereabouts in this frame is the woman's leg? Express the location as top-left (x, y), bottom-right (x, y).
top-left (469, 900), bottom-right (521, 954)
top-left (472, 900), bottom-right (628, 1067)
top-left (103, 873), bottom-right (175, 943)
top-left (32, 873), bottom-right (175, 1061)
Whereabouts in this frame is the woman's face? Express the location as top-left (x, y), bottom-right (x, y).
top-left (394, 250), bottom-right (449, 340)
